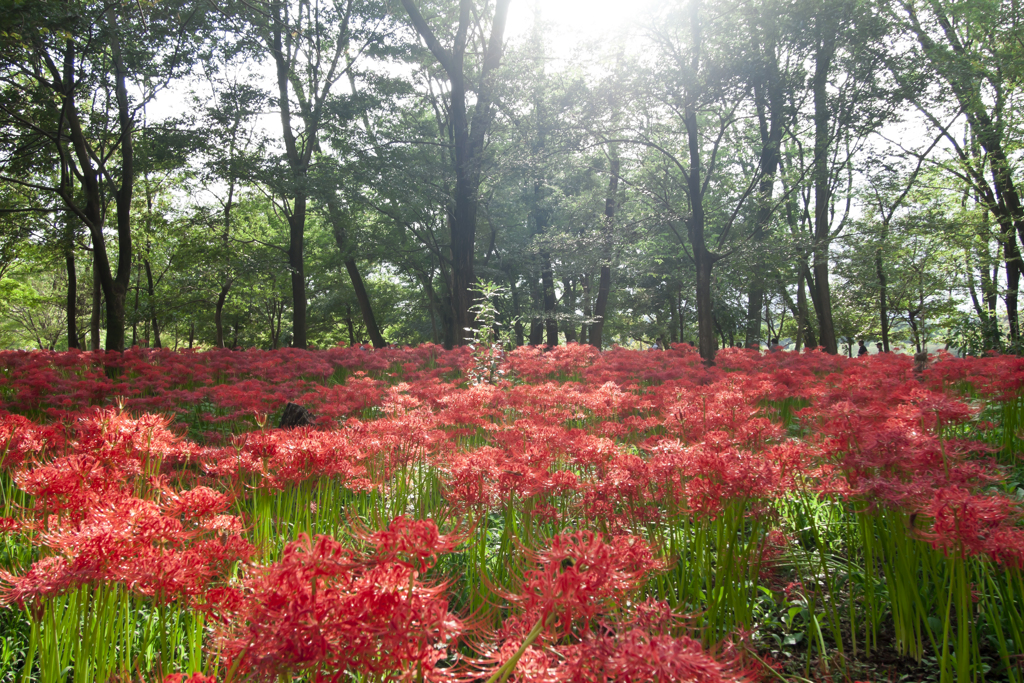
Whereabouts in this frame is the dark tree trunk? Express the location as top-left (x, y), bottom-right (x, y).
top-left (678, 4), bottom-right (718, 363)
top-left (812, 27), bottom-right (838, 354)
top-left (876, 243), bottom-right (890, 352)
top-left (215, 282), bottom-right (231, 348)
top-left (401, 0), bottom-right (511, 345)
top-left (346, 304), bottom-right (356, 346)
top-left (743, 12), bottom-right (784, 348)
top-left (590, 154), bottom-right (619, 350)
top-left (91, 258), bottom-right (101, 351)
top-left (421, 274), bottom-right (441, 345)
top-left (144, 258), bottom-right (160, 348)
top-left (327, 198), bottom-right (387, 348)
top-left (796, 271), bottom-right (807, 352)
top-left (132, 264), bottom-right (140, 346)
top-left (580, 274), bottom-right (592, 344)
top-left (58, 22), bottom-right (133, 352)
top-left (1004, 231), bottom-right (1021, 343)
top-left (562, 278), bottom-right (577, 343)
top-left (287, 206), bottom-right (308, 350)
top-left (528, 274), bottom-right (544, 345)
top-left (66, 249), bottom-right (78, 349)
top-left (345, 259), bottom-right (386, 347)
top-left (509, 276), bottom-right (525, 346)
top-left (541, 253), bottom-right (557, 345)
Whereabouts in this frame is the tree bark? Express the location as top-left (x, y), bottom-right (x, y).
top-left (215, 282), bottom-right (230, 348)
top-left (400, 0), bottom-right (512, 345)
top-left (562, 278), bottom-right (577, 343)
top-left (143, 257), bottom-right (161, 348)
top-left (680, 1), bottom-right (717, 363)
top-left (266, 0), bottom-right (354, 349)
top-left (812, 24), bottom-right (838, 354)
top-left (590, 154), bottom-right (619, 350)
top-left (132, 264), bottom-right (140, 346)
top-left (876, 243), bottom-right (890, 352)
top-left (580, 273), bottom-right (591, 345)
top-left (346, 258), bottom-right (386, 347)
top-left (1003, 227), bottom-right (1021, 343)
top-left (541, 252), bottom-right (557, 345)
top-left (65, 248), bottom-right (78, 349)
top-left (90, 257), bottom-right (101, 351)
top-left (528, 277), bottom-right (544, 345)
top-left (509, 276), bottom-right (525, 346)
top-left (743, 10), bottom-right (784, 348)
top-left (326, 199), bottom-right (387, 347)
top-left (55, 24), bottom-right (133, 352)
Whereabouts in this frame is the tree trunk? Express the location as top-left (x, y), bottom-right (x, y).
top-left (65, 249), bottom-right (78, 349)
top-left (132, 265), bottom-right (140, 346)
top-left (528, 274), bottom-right (544, 345)
top-left (400, 0), bottom-right (512, 345)
top-left (590, 154), bottom-right (619, 350)
top-left (541, 252), bottom-right (557, 345)
top-left (345, 259), bottom-right (386, 348)
top-left (287, 207), bottom-right (308, 349)
top-left (509, 276), bottom-right (525, 346)
top-left (1004, 233), bottom-right (1021, 343)
top-left (56, 25), bottom-right (132, 352)
top-left (562, 278), bottom-right (577, 343)
top-left (91, 258), bottom-right (101, 351)
top-left (326, 197), bottom-right (387, 348)
top-left (580, 273), bottom-right (592, 344)
top-left (215, 281), bottom-right (231, 348)
top-left (103, 6), bottom-right (133, 352)
top-left (876, 242), bottom-right (890, 352)
top-left (346, 304), bottom-right (357, 346)
top-left (743, 12), bottom-right (784, 348)
top-left (679, 2), bottom-right (717, 363)
top-left (144, 258), bottom-right (160, 348)
top-left (812, 27), bottom-right (838, 354)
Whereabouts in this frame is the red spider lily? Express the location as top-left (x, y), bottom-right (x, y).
top-left (920, 486), bottom-right (1024, 569)
top-left (212, 532), bottom-right (461, 681)
top-left (556, 630), bottom-right (745, 683)
top-left (1, 491), bottom-right (253, 606)
top-left (161, 485), bottom-right (232, 520)
top-left (163, 674), bottom-right (217, 683)
top-left (369, 516), bottom-right (460, 572)
top-left (515, 530), bottom-right (663, 636)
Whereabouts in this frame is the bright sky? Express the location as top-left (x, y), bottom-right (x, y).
top-left (504, 0), bottom-right (643, 55)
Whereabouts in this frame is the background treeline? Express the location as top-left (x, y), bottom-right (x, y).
top-left (0, 0), bottom-right (1021, 361)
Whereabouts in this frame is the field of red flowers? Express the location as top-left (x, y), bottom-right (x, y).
top-left (0, 343), bottom-right (1022, 683)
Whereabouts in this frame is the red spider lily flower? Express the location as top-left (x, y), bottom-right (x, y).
top-left (369, 516), bottom-right (459, 572)
top-left (213, 532), bottom-right (461, 681)
top-left (162, 674), bottom-right (217, 683)
top-left (0, 556), bottom-right (72, 606)
top-left (518, 531), bottom-right (663, 636)
top-left (920, 486), bottom-right (1024, 569)
top-left (162, 486), bottom-right (232, 520)
top-left (558, 630), bottom-right (745, 683)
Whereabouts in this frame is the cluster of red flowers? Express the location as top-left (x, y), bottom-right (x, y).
top-left (0, 343), bottom-right (1020, 681)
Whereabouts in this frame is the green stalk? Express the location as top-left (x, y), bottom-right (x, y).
top-left (484, 614), bottom-right (549, 683)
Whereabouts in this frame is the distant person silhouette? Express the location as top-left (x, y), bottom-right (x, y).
top-left (858, 340), bottom-right (868, 356)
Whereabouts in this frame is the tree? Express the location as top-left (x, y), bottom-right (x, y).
top-left (0, 0), bottom-right (205, 351)
top-left (399, 0), bottom-right (512, 345)
top-left (219, 0), bottom-right (393, 349)
top-left (892, 0), bottom-right (1024, 345)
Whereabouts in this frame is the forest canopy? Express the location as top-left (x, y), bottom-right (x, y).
top-left (0, 0), bottom-right (1021, 361)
